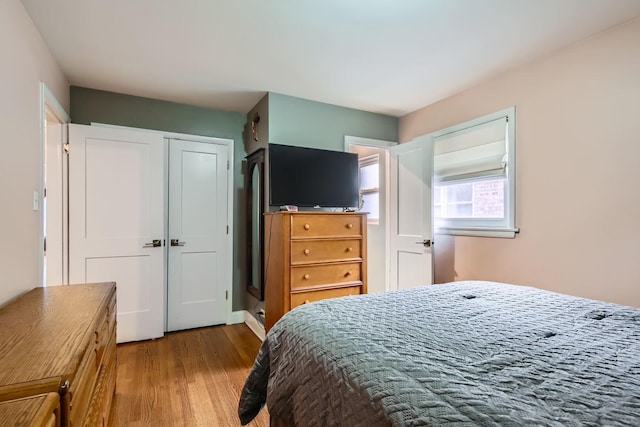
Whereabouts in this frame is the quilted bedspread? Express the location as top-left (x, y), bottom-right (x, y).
top-left (238, 281), bottom-right (640, 426)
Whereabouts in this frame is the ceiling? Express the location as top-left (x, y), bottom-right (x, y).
top-left (22, 0), bottom-right (640, 117)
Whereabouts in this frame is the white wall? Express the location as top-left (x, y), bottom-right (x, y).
top-left (0, 0), bottom-right (69, 305)
top-left (400, 17), bottom-right (640, 307)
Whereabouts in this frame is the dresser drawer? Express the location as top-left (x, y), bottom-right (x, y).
top-left (0, 393), bottom-right (59, 427)
top-left (291, 285), bottom-right (362, 309)
top-left (68, 346), bottom-right (97, 427)
top-left (94, 316), bottom-right (109, 370)
top-left (291, 239), bottom-right (362, 265)
top-left (291, 262), bottom-right (361, 289)
top-left (291, 214), bottom-right (362, 239)
top-left (44, 413), bottom-right (56, 427)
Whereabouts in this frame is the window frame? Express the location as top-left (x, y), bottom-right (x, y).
top-left (432, 107), bottom-right (518, 238)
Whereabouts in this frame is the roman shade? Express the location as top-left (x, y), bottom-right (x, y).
top-left (433, 116), bottom-right (508, 182)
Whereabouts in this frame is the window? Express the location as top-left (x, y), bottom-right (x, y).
top-left (359, 154), bottom-right (380, 223)
top-left (432, 107), bottom-right (518, 238)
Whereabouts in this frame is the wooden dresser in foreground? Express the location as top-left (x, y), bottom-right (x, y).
top-left (264, 212), bottom-right (367, 331)
top-left (0, 283), bottom-right (116, 427)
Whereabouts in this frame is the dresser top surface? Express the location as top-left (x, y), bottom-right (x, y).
top-left (265, 211), bottom-right (367, 215)
top-left (0, 283), bottom-right (115, 390)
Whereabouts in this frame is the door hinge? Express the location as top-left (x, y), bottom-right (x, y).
top-left (227, 160), bottom-right (230, 170)
top-left (63, 142), bottom-right (70, 154)
top-left (226, 225), bottom-right (229, 234)
top-left (225, 290), bottom-right (229, 300)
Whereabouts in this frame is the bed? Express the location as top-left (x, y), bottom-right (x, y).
top-left (238, 281), bottom-right (640, 426)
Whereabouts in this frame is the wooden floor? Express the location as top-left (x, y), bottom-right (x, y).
top-left (108, 324), bottom-right (269, 427)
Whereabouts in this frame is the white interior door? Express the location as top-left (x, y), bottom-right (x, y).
top-left (167, 139), bottom-right (229, 331)
top-left (389, 135), bottom-right (433, 290)
top-left (69, 124), bottom-right (165, 343)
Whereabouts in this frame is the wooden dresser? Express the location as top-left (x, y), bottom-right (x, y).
top-left (264, 212), bottom-right (367, 331)
top-left (0, 283), bottom-right (117, 427)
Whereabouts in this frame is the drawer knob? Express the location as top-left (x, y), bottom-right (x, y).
top-left (304, 249), bottom-right (310, 255)
top-left (304, 224), bottom-right (310, 230)
top-left (347, 247), bottom-right (353, 252)
top-left (345, 270), bottom-right (352, 277)
top-left (346, 223), bottom-right (353, 229)
top-left (303, 300), bottom-right (310, 305)
top-left (303, 274), bottom-right (310, 280)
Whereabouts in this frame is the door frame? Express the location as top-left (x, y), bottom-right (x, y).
top-left (344, 136), bottom-right (397, 292)
top-left (39, 82), bottom-right (70, 287)
top-left (91, 123), bottom-right (235, 328)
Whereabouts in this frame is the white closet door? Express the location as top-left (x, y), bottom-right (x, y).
top-left (69, 124), bottom-right (165, 343)
top-left (389, 135), bottom-right (434, 290)
top-left (167, 139), bottom-right (229, 331)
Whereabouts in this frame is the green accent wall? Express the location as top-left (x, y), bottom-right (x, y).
top-left (70, 86), bottom-right (248, 312)
top-left (71, 87), bottom-right (244, 139)
top-left (70, 87), bottom-right (399, 317)
top-left (268, 93), bottom-right (398, 150)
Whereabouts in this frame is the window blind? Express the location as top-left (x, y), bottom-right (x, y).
top-left (433, 116), bottom-right (508, 182)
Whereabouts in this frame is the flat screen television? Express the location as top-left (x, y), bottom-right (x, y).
top-left (269, 143), bottom-right (359, 208)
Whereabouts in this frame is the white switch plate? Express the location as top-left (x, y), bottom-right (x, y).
top-left (33, 191), bottom-right (39, 211)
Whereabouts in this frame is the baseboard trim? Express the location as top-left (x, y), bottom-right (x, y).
top-left (230, 310), bottom-right (265, 341)
top-left (228, 310), bottom-right (245, 325)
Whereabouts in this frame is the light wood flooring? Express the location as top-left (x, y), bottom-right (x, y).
top-left (108, 324), bottom-right (269, 427)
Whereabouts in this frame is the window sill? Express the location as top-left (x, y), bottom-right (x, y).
top-left (435, 227), bottom-right (519, 239)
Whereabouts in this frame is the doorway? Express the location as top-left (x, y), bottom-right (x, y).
top-left (40, 83), bottom-right (70, 287)
top-left (345, 136), bottom-right (396, 293)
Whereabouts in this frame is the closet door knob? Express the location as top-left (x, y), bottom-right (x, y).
top-left (143, 239), bottom-right (162, 248)
top-left (170, 239), bottom-right (186, 247)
